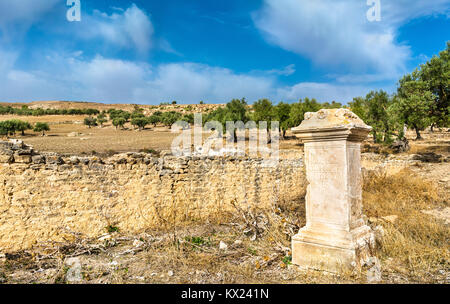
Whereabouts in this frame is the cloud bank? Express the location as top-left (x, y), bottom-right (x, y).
top-left (79, 4), bottom-right (154, 55)
top-left (252, 0), bottom-right (449, 82)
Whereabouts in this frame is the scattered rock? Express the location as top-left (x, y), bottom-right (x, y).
top-left (382, 215), bottom-right (398, 224)
top-left (168, 270), bottom-right (174, 277)
top-left (439, 177), bottom-right (449, 184)
top-left (373, 225), bottom-right (384, 243)
top-left (44, 153), bottom-right (64, 165)
top-left (109, 261), bottom-right (119, 268)
top-left (65, 257), bottom-right (82, 283)
top-left (67, 132), bottom-right (84, 137)
top-left (390, 138), bottom-right (410, 153)
top-left (98, 234), bottom-right (112, 241)
top-left (32, 155), bottom-right (45, 164)
top-left (219, 241), bottom-right (228, 250)
top-left (234, 240), bottom-right (243, 246)
top-left (68, 156), bottom-right (80, 165)
top-left (133, 239), bottom-right (145, 248)
top-left (413, 152), bottom-right (443, 163)
top-left (366, 258), bottom-right (382, 283)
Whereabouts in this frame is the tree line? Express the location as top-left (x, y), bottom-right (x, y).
top-left (0, 120), bottom-right (49, 137)
top-left (0, 105), bottom-right (100, 116)
top-left (203, 42), bottom-right (449, 142)
top-left (82, 107), bottom-right (193, 131)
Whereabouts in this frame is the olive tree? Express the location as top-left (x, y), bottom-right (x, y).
top-left (33, 122), bottom-right (50, 136)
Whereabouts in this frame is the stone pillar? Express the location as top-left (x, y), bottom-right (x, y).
top-left (291, 109), bottom-right (375, 272)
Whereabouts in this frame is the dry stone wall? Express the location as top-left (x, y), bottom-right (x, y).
top-left (0, 140), bottom-right (305, 252)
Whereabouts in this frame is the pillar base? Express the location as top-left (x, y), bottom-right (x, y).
top-left (292, 225), bottom-right (375, 273)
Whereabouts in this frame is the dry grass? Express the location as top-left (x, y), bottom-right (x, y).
top-left (363, 169), bottom-right (449, 282)
top-left (1, 167), bottom-right (448, 284)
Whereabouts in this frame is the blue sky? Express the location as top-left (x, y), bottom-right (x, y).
top-left (0, 0), bottom-right (448, 104)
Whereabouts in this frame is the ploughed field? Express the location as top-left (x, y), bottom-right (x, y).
top-left (0, 114), bottom-right (181, 155)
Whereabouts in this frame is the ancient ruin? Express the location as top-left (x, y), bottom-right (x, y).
top-left (0, 139), bottom-right (304, 252)
top-left (291, 109), bottom-right (375, 272)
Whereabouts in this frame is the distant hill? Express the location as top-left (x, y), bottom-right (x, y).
top-left (0, 100), bottom-right (224, 114)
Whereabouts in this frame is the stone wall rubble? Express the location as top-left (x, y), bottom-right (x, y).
top-left (0, 140), bottom-right (305, 252)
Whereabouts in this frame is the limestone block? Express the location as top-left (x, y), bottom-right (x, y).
top-left (14, 154), bottom-right (32, 164)
top-left (0, 154), bottom-right (14, 163)
top-left (292, 108), bottom-right (375, 272)
top-left (32, 155), bottom-right (46, 164)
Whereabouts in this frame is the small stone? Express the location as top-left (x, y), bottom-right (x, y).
top-left (65, 257), bottom-right (82, 283)
top-left (373, 225), bottom-right (385, 242)
top-left (69, 156), bottom-right (80, 165)
top-left (133, 239), bottom-right (144, 248)
top-left (234, 240), bottom-right (243, 246)
top-left (382, 215), bottom-right (398, 224)
top-left (365, 257), bottom-right (382, 283)
top-left (109, 261), bottom-right (118, 268)
top-left (219, 241), bottom-right (228, 250)
top-left (168, 270), bottom-right (174, 277)
top-left (98, 234), bottom-right (111, 241)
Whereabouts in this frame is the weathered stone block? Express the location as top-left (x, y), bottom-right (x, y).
top-left (292, 108), bottom-right (375, 272)
top-left (45, 155), bottom-right (64, 165)
top-left (13, 154), bottom-right (32, 164)
top-left (0, 154), bottom-right (14, 163)
top-left (32, 155), bottom-right (46, 164)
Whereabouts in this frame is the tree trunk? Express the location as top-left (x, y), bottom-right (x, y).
top-left (430, 123), bottom-right (435, 133)
top-left (413, 124), bottom-right (422, 140)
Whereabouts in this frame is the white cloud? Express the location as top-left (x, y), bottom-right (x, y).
top-left (0, 48), bottom-right (384, 104)
top-left (266, 64), bottom-right (296, 76)
top-left (0, 52), bottom-right (278, 104)
top-left (276, 82), bottom-right (388, 103)
top-left (79, 4), bottom-right (154, 55)
top-left (137, 63), bottom-right (274, 103)
top-left (252, 0), bottom-right (448, 82)
top-left (0, 0), bottom-right (59, 38)
top-left (382, 0), bottom-right (450, 25)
